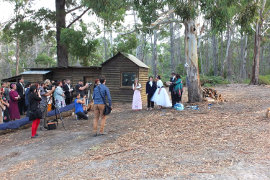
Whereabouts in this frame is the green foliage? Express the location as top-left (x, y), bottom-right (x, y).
top-left (200, 76), bottom-right (229, 86)
top-left (201, 0), bottom-right (237, 33)
top-left (2, 21), bottom-right (43, 51)
top-left (134, 0), bottom-right (165, 33)
top-left (113, 33), bottom-right (138, 54)
top-left (60, 23), bottom-right (99, 66)
top-left (83, 0), bottom-right (127, 26)
top-left (258, 75), bottom-right (270, 85)
top-left (35, 53), bottom-right (56, 67)
top-left (174, 2), bottom-right (198, 21)
top-left (176, 63), bottom-right (186, 75)
top-left (235, 1), bottom-right (258, 34)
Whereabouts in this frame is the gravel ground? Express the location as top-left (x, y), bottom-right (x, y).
top-left (0, 84), bottom-right (270, 180)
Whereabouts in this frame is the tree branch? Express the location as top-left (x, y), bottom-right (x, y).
top-left (151, 9), bottom-right (175, 28)
top-left (66, 5), bottom-right (83, 14)
top-left (119, 29), bottom-right (137, 36)
top-left (67, 7), bottom-right (91, 28)
top-left (149, 19), bottom-right (182, 29)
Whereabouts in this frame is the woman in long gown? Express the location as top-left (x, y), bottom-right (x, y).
top-left (9, 83), bottom-right (20, 120)
top-left (132, 78), bottom-right (142, 110)
top-left (151, 75), bottom-right (172, 108)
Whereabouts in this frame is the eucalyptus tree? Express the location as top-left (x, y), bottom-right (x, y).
top-left (84, 0), bottom-right (127, 60)
top-left (138, 0), bottom-right (238, 102)
top-left (236, 0), bottom-right (270, 84)
top-left (1, 0), bottom-right (43, 75)
top-left (134, 0), bottom-right (165, 77)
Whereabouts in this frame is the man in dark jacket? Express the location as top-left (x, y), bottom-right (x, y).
top-left (146, 76), bottom-right (157, 110)
top-left (169, 72), bottom-right (176, 108)
top-left (63, 79), bottom-right (74, 105)
top-left (16, 78), bottom-right (25, 115)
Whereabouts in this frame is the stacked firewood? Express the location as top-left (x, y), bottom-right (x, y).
top-left (202, 88), bottom-right (224, 102)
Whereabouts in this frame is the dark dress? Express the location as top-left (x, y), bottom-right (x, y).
top-left (9, 90), bottom-right (20, 120)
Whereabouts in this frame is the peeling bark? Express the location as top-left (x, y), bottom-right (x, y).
top-left (184, 19), bottom-right (202, 103)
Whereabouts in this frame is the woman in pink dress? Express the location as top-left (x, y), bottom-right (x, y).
top-left (9, 83), bottom-right (20, 120)
top-left (132, 78), bottom-right (142, 110)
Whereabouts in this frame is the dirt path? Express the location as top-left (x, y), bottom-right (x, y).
top-left (0, 84), bottom-right (270, 179)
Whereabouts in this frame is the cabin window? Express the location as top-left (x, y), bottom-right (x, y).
top-left (121, 72), bottom-right (136, 87)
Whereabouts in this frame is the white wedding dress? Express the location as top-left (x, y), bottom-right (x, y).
top-left (151, 80), bottom-right (172, 107)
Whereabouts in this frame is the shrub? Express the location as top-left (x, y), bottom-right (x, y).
top-left (200, 76), bottom-right (229, 86)
top-left (259, 75), bottom-right (270, 85)
top-left (180, 75), bottom-right (229, 87)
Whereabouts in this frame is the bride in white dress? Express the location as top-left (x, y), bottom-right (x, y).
top-left (151, 75), bottom-right (172, 108)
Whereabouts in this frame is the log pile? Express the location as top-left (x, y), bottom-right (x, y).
top-left (202, 88), bottom-right (224, 102)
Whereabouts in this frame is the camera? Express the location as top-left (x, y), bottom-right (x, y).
top-left (87, 82), bottom-right (92, 86)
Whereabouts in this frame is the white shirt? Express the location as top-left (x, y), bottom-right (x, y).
top-left (149, 81), bottom-right (153, 87)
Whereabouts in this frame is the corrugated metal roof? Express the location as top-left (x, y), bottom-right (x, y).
top-left (20, 70), bottom-right (51, 75)
top-left (122, 53), bottom-right (149, 69)
top-left (102, 52), bottom-right (149, 69)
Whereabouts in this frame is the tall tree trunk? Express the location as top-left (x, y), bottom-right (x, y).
top-left (227, 39), bottom-right (233, 79)
top-left (212, 34), bottom-right (218, 76)
top-left (110, 30), bottom-right (113, 57)
top-left (204, 40), bottom-right (209, 75)
top-left (251, 0), bottom-right (266, 84)
top-left (260, 46), bottom-right (264, 74)
top-left (56, 0), bottom-right (68, 67)
top-left (222, 26), bottom-right (232, 77)
top-left (136, 35), bottom-right (144, 61)
top-left (103, 22), bottom-right (108, 60)
top-left (199, 44), bottom-right (204, 75)
top-left (251, 22), bottom-right (261, 84)
top-left (169, 12), bottom-right (175, 72)
top-left (240, 35), bottom-right (248, 79)
top-left (184, 20), bottom-right (202, 103)
top-left (220, 33), bottom-right (224, 76)
top-left (15, 38), bottom-right (20, 75)
top-left (151, 30), bottom-right (158, 77)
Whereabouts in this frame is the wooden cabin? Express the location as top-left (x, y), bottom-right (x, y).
top-left (102, 52), bottom-right (149, 103)
top-left (1, 52), bottom-right (149, 103)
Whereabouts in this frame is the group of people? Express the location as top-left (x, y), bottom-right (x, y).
top-left (132, 73), bottom-right (183, 110)
top-left (0, 77), bottom-right (112, 138)
top-left (1, 73), bottom-right (182, 138)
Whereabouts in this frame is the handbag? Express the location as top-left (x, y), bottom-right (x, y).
top-left (98, 86), bottom-right (112, 115)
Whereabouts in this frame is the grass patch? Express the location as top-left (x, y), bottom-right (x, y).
top-left (243, 75), bottom-right (270, 85)
top-left (181, 75), bottom-right (229, 87)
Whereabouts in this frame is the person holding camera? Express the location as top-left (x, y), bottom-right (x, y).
top-left (75, 80), bottom-right (89, 98)
top-left (39, 80), bottom-right (55, 130)
top-left (92, 77), bottom-right (111, 136)
top-left (29, 85), bottom-right (42, 138)
top-left (53, 81), bottom-right (66, 109)
top-left (74, 93), bottom-right (88, 120)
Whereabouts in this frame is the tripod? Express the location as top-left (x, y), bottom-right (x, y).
top-left (52, 101), bottom-right (66, 131)
top-left (45, 96), bottom-right (66, 131)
